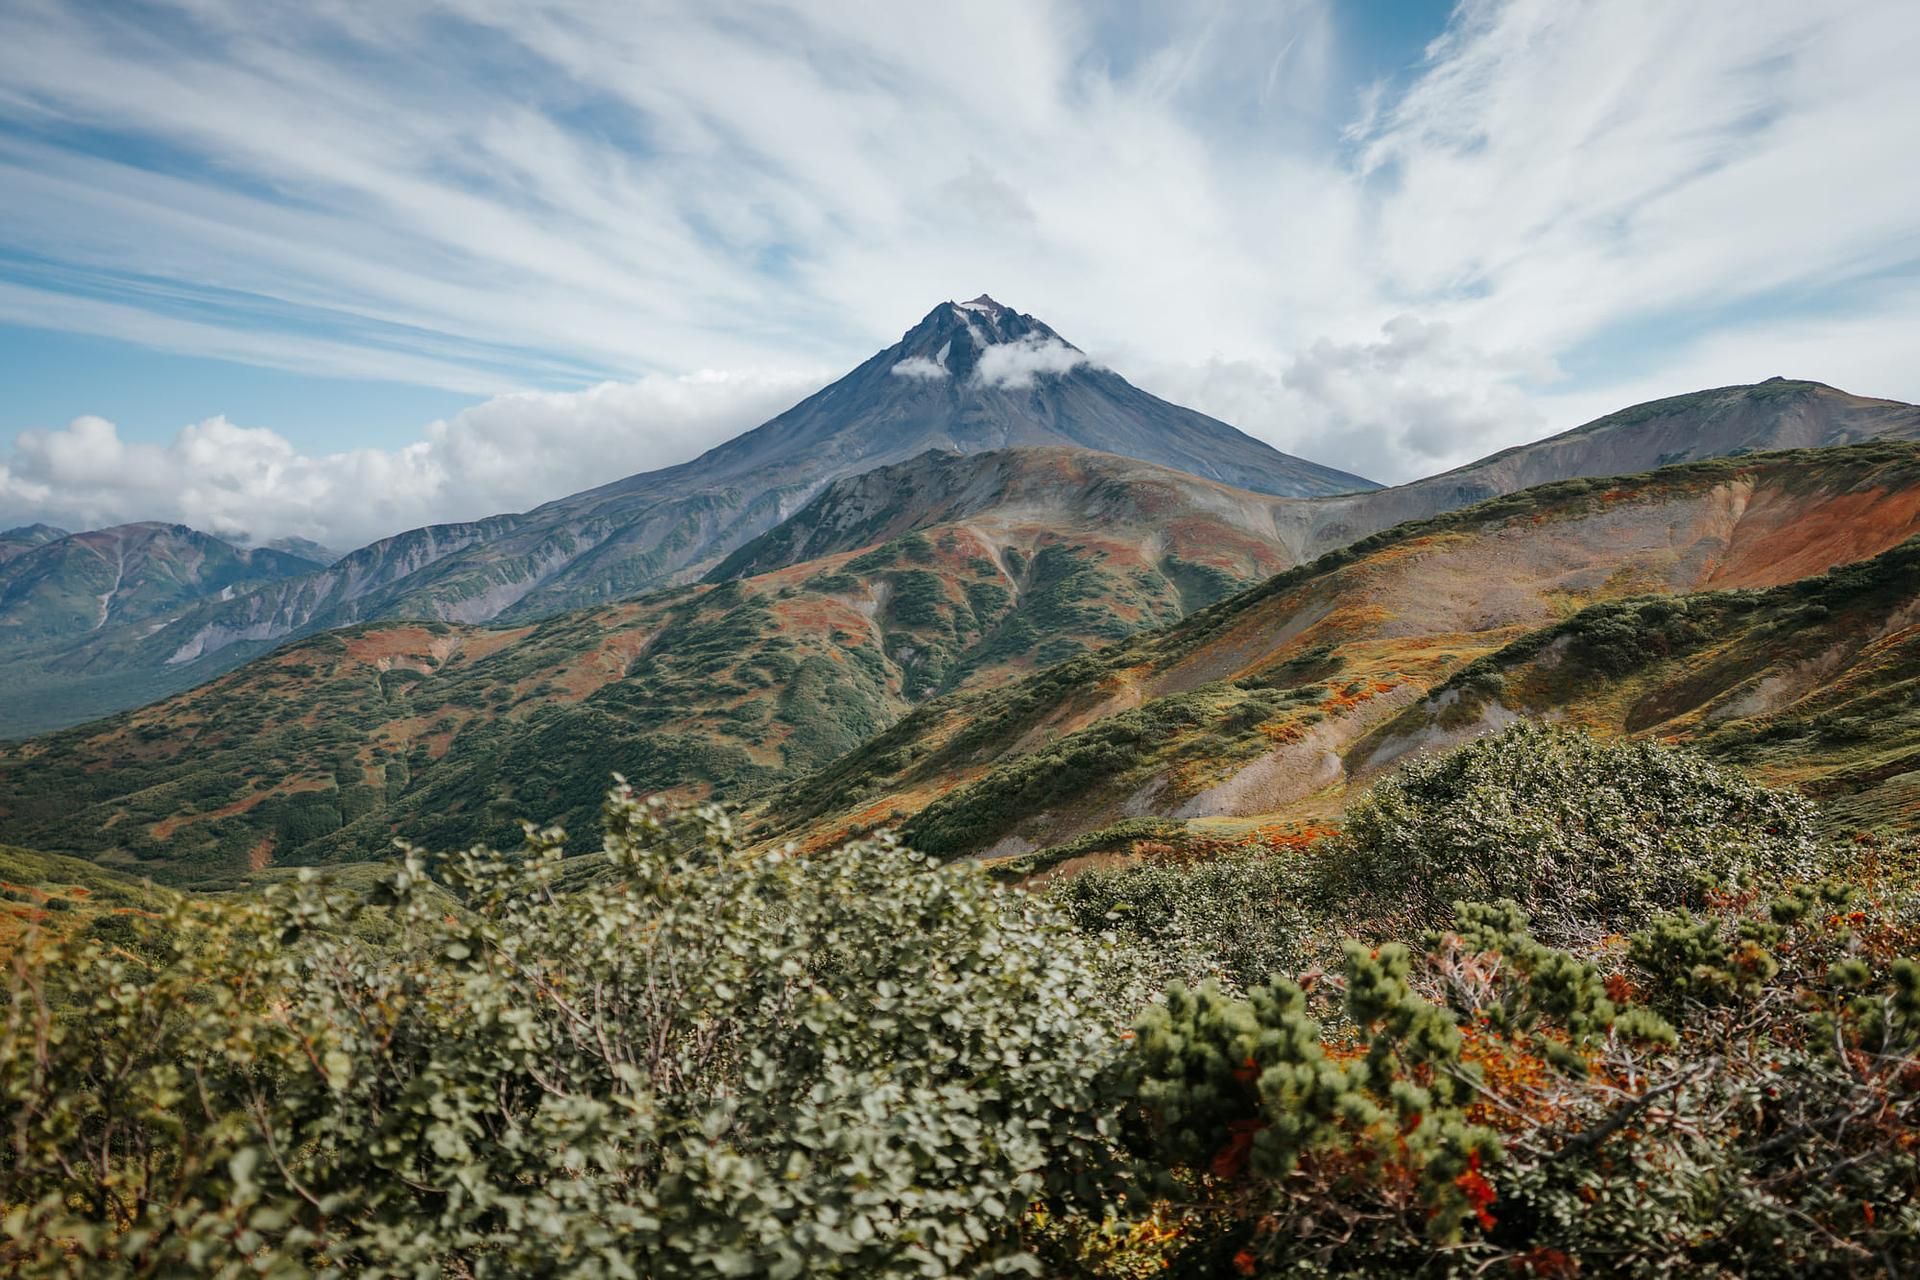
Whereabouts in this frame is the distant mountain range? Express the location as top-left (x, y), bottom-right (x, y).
top-left (0, 297), bottom-right (1375, 737)
top-left (0, 524), bottom-right (71, 565)
top-left (2, 298), bottom-right (1918, 749)
top-left (0, 523), bottom-right (325, 645)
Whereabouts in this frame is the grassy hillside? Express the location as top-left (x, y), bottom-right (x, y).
top-left (1282, 378), bottom-right (1920, 560)
top-left (0, 842), bottom-right (175, 964)
top-left (0, 450), bottom-right (1301, 888)
top-left (1355, 535), bottom-right (1920, 833)
top-left (755, 441), bottom-right (1920, 864)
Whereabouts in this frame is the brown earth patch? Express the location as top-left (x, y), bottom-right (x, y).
top-left (341, 626), bottom-right (448, 664)
top-left (1707, 485), bottom-right (1920, 588)
top-left (769, 594), bottom-right (874, 636)
top-left (149, 774), bottom-right (330, 840)
top-left (547, 629), bottom-right (660, 700)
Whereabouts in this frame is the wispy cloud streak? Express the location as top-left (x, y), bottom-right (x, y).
top-left (1, 0), bottom-right (1917, 541)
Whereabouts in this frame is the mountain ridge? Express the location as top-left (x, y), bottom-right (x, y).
top-left (0, 525), bottom-right (71, 566)
top-left (1271, 378), bottom-right (1920, 561)
top-left (0, 446), bottom-right (1317, 886)
top-left (31, 299), bottom-right (1363, 713)
top-left (751, 440), bottom-right (1920, 863)
top-left (706, 445), bottom-right (1309, 582)
top-left (4, 348), bottom-right (1917, 741)
top-left (0, 522), bottom-right (326, 644)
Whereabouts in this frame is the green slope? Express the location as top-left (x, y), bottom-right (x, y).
top-left (0, 450), bottom-right (1302, 887)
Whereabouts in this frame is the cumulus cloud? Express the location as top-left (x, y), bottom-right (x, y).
top-left (889, 355), bottom-right (949, 381)
top-left (972, 336), bottom-right (1088, 390)
top-left (0, 369), bottom-right (827, 550)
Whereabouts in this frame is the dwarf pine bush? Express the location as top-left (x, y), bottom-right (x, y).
top-left (1108, 890), bottom-right (1919, 1277)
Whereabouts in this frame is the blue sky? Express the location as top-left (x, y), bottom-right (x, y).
top-left (3, 0), bottom-right (1918, 548)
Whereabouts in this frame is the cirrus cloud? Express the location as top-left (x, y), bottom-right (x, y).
top-left (0, 0), bottom-right (1916, 537)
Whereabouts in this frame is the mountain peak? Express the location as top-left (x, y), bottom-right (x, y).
top-left (1, 523), bottom-right (69, 543)
top-left (903, 295), bottom-right (1061, 340)
top-left (890, 295), bottom-right (1081, 385)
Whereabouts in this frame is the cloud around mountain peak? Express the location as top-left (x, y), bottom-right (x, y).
top-left (886, 295), bottom-right (1092, 389)
top-left (973, 333), bottom-right (1089, 389)
top-left (889, 355), bottom-right (949, 382)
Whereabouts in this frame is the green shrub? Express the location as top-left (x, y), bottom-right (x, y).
top-left (905, 690), bottom-right (1217, 856)
top-left (1, 790), bottom-right (1120, 1277)
top-left (8, 737), bottom-right (1917, 1277)
top-left (1107, 890), bottom-right (1919, 1276)
top-left (1322, 723), bottom-right (1821, 943)
top-left (1121, 937), bottom-right (1510, 1272)
top-left (1561, 596), bottom-right (1709, 675)
top-left (1052, 849), bottom-right (1313, 998)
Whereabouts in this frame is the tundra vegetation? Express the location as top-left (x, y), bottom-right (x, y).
top-left (3, 727), bottom-right (1917, 1276)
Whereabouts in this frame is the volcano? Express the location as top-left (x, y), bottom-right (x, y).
top-left (145, 298), bottom-right (1374, 664)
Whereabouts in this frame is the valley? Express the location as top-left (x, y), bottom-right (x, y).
top-left (9, 433), bottom-right (1920, 892)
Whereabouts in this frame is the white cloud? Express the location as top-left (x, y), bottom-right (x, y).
top-left (889, 355), bottom-right (949, 381)
top-left (0, 0), bottom-right (1916, 502)
top-left (972, 335), bottom-right (1089, 389)
top-left (0, 369), bottom-right (828, 549)
top-left (1135, 317), bottom-right (1553, 483)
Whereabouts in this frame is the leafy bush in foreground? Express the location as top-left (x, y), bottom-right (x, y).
top-left (1052, 847), bottom-right (1313, 998)
top-left (5, 733), bottom-right (1916, 1277)
top-left (1, 788), bottom-right (1118, 1278)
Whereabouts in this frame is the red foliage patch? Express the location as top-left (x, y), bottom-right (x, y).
top-left (1455, 1150), bottom-right (1498, 1231)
